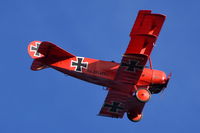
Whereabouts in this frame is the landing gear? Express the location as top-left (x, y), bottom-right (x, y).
top-left (127, 112), bottom-right (142, 122)
top-left (127, 88), bottom-right (151, 122)
top-left (135, 89), bottom-right (151, 102)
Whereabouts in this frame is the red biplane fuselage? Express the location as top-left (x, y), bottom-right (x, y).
top-left (47, 56), bottom-right (167, 91)
top-left (28, 10), bottom-right (170, 122)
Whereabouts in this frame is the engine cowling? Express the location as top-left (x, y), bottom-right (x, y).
top-left (149, 71), bottom-right (171, 94)
top-left (151, 70), bottom-right (167, 84)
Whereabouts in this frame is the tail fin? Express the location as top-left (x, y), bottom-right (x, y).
top-left (28, 41), bottom-right (75, 71)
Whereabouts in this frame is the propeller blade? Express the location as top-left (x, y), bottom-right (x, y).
top-left (161, 73), bottom-right (172, 92)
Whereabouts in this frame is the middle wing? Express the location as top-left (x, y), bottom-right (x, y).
top-left (115, 54), bottom-right (148, 85)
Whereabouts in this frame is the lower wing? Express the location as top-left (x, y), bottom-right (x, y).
top-left (98, 89), bottom-right (146, 119)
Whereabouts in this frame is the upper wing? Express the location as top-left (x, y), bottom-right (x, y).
top-left (115, 10), bottom-right (165, 85)
top-left (125, 10), bottom-right (166, 55)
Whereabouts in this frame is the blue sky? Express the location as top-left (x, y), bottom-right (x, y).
top-left (0, 0), bottom-right (200, 132)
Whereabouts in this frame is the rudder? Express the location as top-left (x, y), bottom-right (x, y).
top-left (28, 41), bottom-right (47, 71)
top-left (28, 41), bottom-right (75, 71)
top-left (28, 41), bottom-right (44, 59)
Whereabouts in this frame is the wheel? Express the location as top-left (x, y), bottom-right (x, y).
top-left (136, 88), bottom-right (151, 102)
top-left (127, 112), bottom-right (142, 122)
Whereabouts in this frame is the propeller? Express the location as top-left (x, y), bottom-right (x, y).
top-left (161, 72), bottom-right (172, 92)
top-left (149, 73), bottom-right (172, 94)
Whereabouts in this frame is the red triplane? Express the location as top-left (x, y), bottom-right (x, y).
top-left (28, 10), bottom-right (171, 122)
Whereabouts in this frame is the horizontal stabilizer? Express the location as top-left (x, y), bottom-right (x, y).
top-left (38, 41), bottom-right (75, 59)
top-left (31, 59), bottom-right (48, 71)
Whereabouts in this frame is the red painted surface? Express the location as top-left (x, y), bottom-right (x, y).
top-left (28, 10), bottom-right (170, 122)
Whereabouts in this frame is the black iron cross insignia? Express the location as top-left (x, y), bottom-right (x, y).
top-left (121, 60), bottom-right (144, 72)
top-left (104, 102), bottom-right (124, 113)
top-left (30, 42), bottom-right (41, 57)
top-left (71, 57), bottom-right (88, 72)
